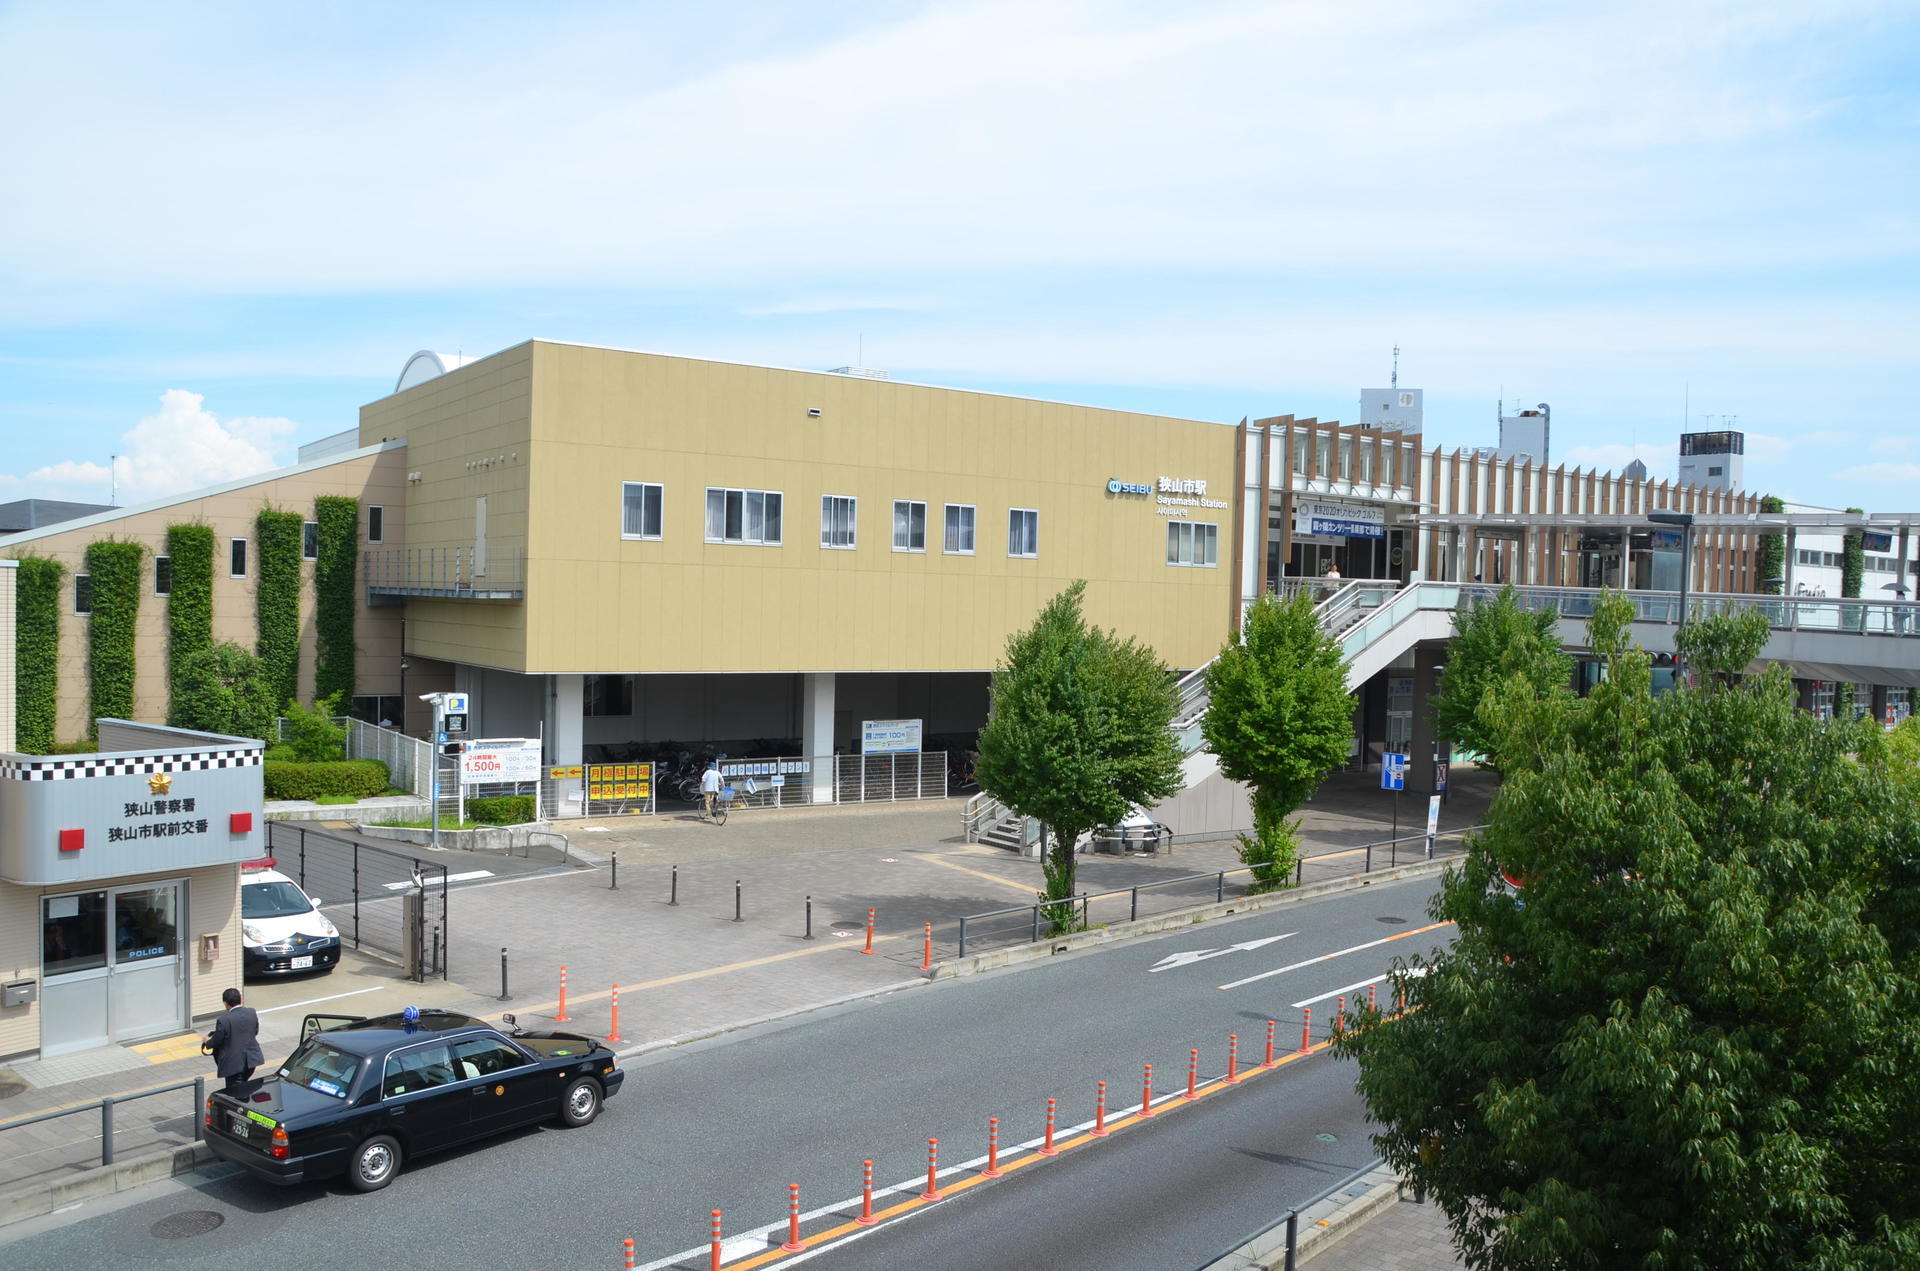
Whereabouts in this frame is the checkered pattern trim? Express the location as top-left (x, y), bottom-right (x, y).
top-left (0, 748), bottom-right (263, 782)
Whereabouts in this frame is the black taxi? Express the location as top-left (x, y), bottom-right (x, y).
top-left (203, 1008), bottom-right (623, 1191)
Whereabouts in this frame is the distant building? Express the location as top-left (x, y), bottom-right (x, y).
top-left (0, 499), bottom-right (114, 533)
top-left (1678, 430), bottom-right (1744, 491)
top-left (1623, 458), bottom-right (1649, 482)
top-left (1497, 402), bottom-right (1550, 464)
top-left (1358, 387), bottom-right (1423, 434)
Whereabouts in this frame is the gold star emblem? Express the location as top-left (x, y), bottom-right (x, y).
top-left (148, 772), bottom-right (173, 796)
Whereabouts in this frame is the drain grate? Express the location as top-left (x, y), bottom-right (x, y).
top-left (1376, 916), bottom-right (1408, 925)
top-left (1316, 1132), bottom-right (1338, 1143)
top-left (151, 1210), bottom-right (225, 1239)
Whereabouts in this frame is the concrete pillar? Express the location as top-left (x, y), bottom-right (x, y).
top-left (1406, 643), bottom-right (1447, 796)
top-left (803, 672), bottom-right (836, 804)
top-left (547, 674), bottom-right (584, 816)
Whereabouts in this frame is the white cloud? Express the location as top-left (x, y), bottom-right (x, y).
top-left (4, 390), bottom-right (296, 503)
top-left (1833, 462), bottom-right (1920, 485)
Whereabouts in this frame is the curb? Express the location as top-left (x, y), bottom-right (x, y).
top-left (1196, 1162), bottom-right (1403, 1270)
top-left (0, 1141), bottom-right (212, 1230)
top-left (931, 859), bottom-right (1452, 979)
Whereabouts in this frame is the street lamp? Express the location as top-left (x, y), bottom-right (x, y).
top-left (1648, 510), bottom-right (1695, 681)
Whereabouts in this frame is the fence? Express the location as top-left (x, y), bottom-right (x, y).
top-left (266, 823), bottom-right (450, 980)
top-left (0, 1077), bottom-right (207, 1179)
top-left (273, 715), bottom-right (434, 798)
top-left (1193, 1157), bottom-right (1389, 1271)
top-left (677, 752), bottom-right (951, 812)
top-left (955, 827), bottom-right (1483, 956)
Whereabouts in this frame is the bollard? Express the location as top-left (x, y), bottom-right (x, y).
top-left (984, 1117), bottom-right (1003, 1177)
top-left (610, 851), bottom-right (618, 890)
top-left (1336, 995), bottom-right (1346, 1033)
top-left (607, 984), bottom-right (623, 1044)
top-left (1264, 1019), bottom-right (1277, 1068)
top-left (856, 1160), bottom-right (877, 1225)
top-left (1227, 1034), bottom-right (1240, 1084)
top-left (1369, 984), bottom-right (1378, 1014)
top-left (1140, 1064), bottom-right (1156, 1118)
top-left (709, 1209), bottom-right (723, 1271)
top-left (733, 879), bottom-right (744, 923)
top-left (624, 1235), bottom-right (636, 1269)
top-left (192, 1076), bottom-right (205, 1141)
top-left (922, 1138), bottom-right (941, 1200)
top-left (804, 895), bottom-right (814, 940)
top-left (861, 907), bottom-right (876, 955)
top-left (921, 922), bottom-right (933, 972)
top-left (1185, 1048), bottom-right (1199, 1100)
top-left (1299, 1006), bottom-right (1312, 1053)
top-left (1397, 988), bottom-right (1406, 1015)
top-left (499, 946), bottom-right (510, 1002)
top-left (782, 1183), bottom-right (804, 1252)
top-left (669, 864), bottom-right (679, 907)
top-left (1092, 1081), bottom-right (1109, 1137)
top-left (1040, 1097), bottom-right (1059, 1155)
top-left (556, 964), bottom-right (570, 1022)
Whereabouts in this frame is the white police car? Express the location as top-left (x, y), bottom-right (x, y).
top-left (241, 858), bottom-right (341, 978)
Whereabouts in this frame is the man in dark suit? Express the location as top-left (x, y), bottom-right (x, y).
top-left (203, 987), bottom-right (264, 1094)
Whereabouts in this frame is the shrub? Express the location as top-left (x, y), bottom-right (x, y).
top-left (164, 523), bottom-right (214, 725)
top-left (254, 508), bottom-right (302, 712)
top-left (263, 758), bottom-right (391, 801)
top-left (467, 795), bottom-right (537, 825)
top-left (173, 641), bottom-right (277, 741)
top-left (13, 556), bottom-right (63, 754)
top-left (264, 744), bottom-right (297, 763)
top-left (281, 693), bottom-right (348, 762)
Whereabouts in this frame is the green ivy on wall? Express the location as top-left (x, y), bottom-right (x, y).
top-left (84, 540), bottom-right (144, 738)
top-left (1842, 505), bottom-right (1865, 599)
top-left (13, 556), bottom-right (65, 753)
top-left (313, 495), bottom-right (359, 704)
top-left (255, 508), bottom-right (303, 712)
top-left (165, 523), bottom-right (215, 726)
top-left (1756, 495), bottom-right (1785, 595)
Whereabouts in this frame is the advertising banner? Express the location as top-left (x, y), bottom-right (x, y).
top-left (1292, 499), bottom-right (1387, 540)
top-left (459, 739), bottom-right (543, 784)
top-left (861, 719), bottom-right (923, 754)
top-left (585, 763), bottom-right (652, 802)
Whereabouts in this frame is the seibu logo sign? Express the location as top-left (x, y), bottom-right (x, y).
top-left (459, 740), bottom-right (543, 785)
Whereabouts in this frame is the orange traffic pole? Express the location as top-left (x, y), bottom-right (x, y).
top-left (782, 1183), bottom-right (804, 1252)
top-left (1140, 1064), bottom-right (1156, 1117)
top-left (856, 1160), bottom-right (876, 1225)
top-left (1299, 1006), bottom-right (1312, 1053)
top-left (623, 1236), bottom-right (635, 1269)
top-left (983, 1117), bottom-right (1002, 1177)
top-left (708, 1210), bottom-right (722, 1271)
top-left (1040, 1097), bottom-right (1059, 1155)
top-left (1227, 1034), bottom-right (1240, 1084)
top-left (556, 964), bottom-right (570, 1022)
top-left (1264, 1019), bottom-right (1277, 1068)
top-left (921, 1139), bottom-right (941, 1200)
top-left (1092, 1080), bottom-right (1109, 1137)
top-left (1184, 1048), bottom-right (1199, 1100)
top-left (861, 908), bottom-right (876, 955)
top-left (921, 922), bottom-right (933, 971)
top-left (1335, 995), bottom-right (1346, 1034)
top-left (606, 984), bottom-right (622, 1044)
top-left (1368, 984), bottom-right (1378, 1014)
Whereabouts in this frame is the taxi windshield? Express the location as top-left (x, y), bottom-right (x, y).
top-left (243, 880), bottom-right (314, 919)
top-left (279, 1041), bottom-right (361, 1099)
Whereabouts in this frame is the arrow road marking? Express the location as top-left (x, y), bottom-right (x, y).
top-left (1148, 933), bottom-right (1296, 972)
top-left (1216, 921), bottom-right (1454, 990)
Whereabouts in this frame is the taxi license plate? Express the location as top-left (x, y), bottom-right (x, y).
top-left (228, 1112), bottom-right (250, 1138)
top-left (291, 955), bottom-right (313, 969)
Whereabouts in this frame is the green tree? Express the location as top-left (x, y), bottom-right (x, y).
top-left (172, 641), bottom-right (278, 742)
top-left (1339, 594), bottom-right (1920, 1271)
top-left (1756, 494), bottom-right (1786, 594)
top-left (281, 693), bottom-right (348, 762)
top-left (1201, 590), bottom-right (1353, 890)
top-left (974, 582), bottom-right (1183, 932)
top-left (1430, 584), bottom-right (1571, 771)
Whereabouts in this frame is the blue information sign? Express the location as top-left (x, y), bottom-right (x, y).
top-left (1382, 752), bottom-right (1408, 791)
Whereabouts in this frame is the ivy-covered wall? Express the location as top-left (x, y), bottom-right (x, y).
top-left (255, 508), bottom-right (303, 711)
top-left (1842, 505), bottom-right (1864, 599)
top-left (1756, 495), bottom-right (1785, 595)
top-left (84, 540), bottom-right (144, 738)
top-left (13, 556), bottom-right (64, 753)
top-left (313, 495), bottom-right (359, 704)
top-left (165, 523), bottom-right (215, 726)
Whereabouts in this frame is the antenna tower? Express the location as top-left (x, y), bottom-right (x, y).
top-left (1391, 345), bottom-right (1399, 391)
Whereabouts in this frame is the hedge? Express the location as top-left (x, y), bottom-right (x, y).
top-left (255, 508), bottom-right (303, 712)
top-left (313, 495), bottom-right (359, 704)
top-left (13, 556), bottom-right (63, 753)
top-left (264, 758), bottom-right (391, 801)
top-left (467, 795), bottom-right (537, 825)
top-left (85, 540), bottom-right (144, 738)
top-left (165, 524), bottom-right (215, 725)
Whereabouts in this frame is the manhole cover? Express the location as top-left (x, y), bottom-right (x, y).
top-left (1376, 916), bottom-right (1408, 925)
top-left (1316, 1133), bottom-right (1338, 1143)
top-left (151, 1210), bottom-right (225, 1239)
top-left (0, 1073), bottom-right (27, 1101)
top-left (831, 921), bottom-right (863, 932)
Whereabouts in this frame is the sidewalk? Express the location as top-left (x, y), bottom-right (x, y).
top-left (0, 767), bottom-right (1495, 1208)
top-left (1308, 1192), bottom-right (1463, 1269)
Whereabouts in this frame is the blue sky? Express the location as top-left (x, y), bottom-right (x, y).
top-left (1, 0), bottom-right (1915, 508)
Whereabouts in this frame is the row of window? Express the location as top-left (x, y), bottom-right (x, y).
top-left (69, 510), bottom-right (389, 615)
top-left (1795, 548), bottom-right (1918, 574)
top-left (624, 484), bottom-right (1048, 557)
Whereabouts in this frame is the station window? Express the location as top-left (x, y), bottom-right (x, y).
top-left (230, 538), bottom-right (248, 578)
top-left (154, 555), bottom-right (171, 597)
top-left (705, 488), bottom-right (783, 546)
top-left (622, 482), bottom-right (664, 540)
top-left (1166, 521), bottom-right (1219, 567)
top-left (892, 500), bottom-right (926, 552)
top-left (367, 505), bottom-right (384, 543)
top-left (944, 504), bottom-right (976, 555)
top-left (820, 495), bottom-right (857, 550)
top-left (302, 521), bottom-right (320, 560)
top-left (1007, 508), bottom-right (1039, 558)
top-left (74, 573), bottom-right (92, 616)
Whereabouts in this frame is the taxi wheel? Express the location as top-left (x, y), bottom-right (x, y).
top-left (347, 1134), bottom-right (402, 1192)
top-left (558, 1077), bottom-right (601, 1128)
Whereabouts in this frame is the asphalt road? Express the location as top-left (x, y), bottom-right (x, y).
top-left (0, 875), bottom-right (1452, 1271)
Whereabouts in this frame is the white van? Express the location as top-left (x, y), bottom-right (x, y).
top-left (240, 859), bottom-right (342, 978)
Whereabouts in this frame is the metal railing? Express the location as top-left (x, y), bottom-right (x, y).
top-left (362, 545), bottom-right (525, 598)
top-left (0, 1076), bottom-right (205, 1172)
top-left (267, 823), bottom-right (450, 981)
top-left (1193, 1157), bottom-right (1390, 1271)
top-left (955, 827), bottom-right (1484, 956)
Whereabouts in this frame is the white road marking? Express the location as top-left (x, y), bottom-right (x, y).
top-left (1147, 933), bottom-right (1296, 972)
top-left (257, 986), bottom-right (383, 1015)
top-left (1219, 929), bottom-right (1432, 990)
top-left (383, 869), bottom-right (493, 891)
top-left (1291, 974), bottom-right (1391, 1010)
